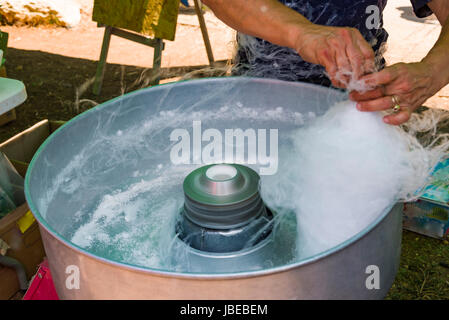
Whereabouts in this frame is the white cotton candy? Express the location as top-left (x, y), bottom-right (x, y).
top-left (261, 100), bottom-right (446, 258)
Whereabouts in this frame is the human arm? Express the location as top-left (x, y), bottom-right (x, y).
top-left (202, 0), bottom-right (375, 87)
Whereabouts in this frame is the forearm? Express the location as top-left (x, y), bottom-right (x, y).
top-left (202, 0), bottom-right (311, 50)
top-left (421, 0), bottom-right (449, 90)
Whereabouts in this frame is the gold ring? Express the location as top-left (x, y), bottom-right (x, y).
top-left (391, 95), bottom-right (400, 112)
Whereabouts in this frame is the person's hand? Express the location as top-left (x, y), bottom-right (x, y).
top-left (293, 24), bottom-right (376, 88)
top-left (349, 62), bottom-right (442, 125)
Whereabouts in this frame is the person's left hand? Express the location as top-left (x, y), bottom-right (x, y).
top-left (349, 62), bottom-right (440, 125)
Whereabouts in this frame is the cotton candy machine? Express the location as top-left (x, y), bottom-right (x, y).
top-left (25, 77), bottom-right (402, 299)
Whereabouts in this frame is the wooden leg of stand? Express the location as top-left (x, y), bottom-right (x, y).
top-left (193, 0), bottom-right (215, 66)
top-left (93, 26), bottom-right (112, 95)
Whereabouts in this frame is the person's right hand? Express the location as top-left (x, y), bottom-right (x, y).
top-left (292, 24), bottom-right (376, 88)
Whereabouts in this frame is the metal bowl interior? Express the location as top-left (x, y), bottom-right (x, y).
top-left (24, 77), bottom-right (396, 279)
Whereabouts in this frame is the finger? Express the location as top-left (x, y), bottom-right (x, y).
top-left (383, 108), bottom-right (411, 125)
top-left (383, 82), bottom-right (418, 97)
top-left (349, 87), bottom-right (383, 101)
top-left (328, 37), bottom-right (351, 85)
top-left (355, 34), bottom-right (375, 60)
top-left (353, 33), bottom-right (375, 74)
top-left (345, 37), bottom-right (364, 80)
top-left (360, 65), bottom-right (399, 87)
top-left (329, 73), bottom-right (346, 88)
top-left (318, 46), bottom-right (337, 78)
top-left (362, 57), bottom-right (376, 75)
top-left (330, 78), bottom-right (347, 89)
top-left (356, 95), bottom-right (396, 112)
top-left (335, 51), bottom-right (352, 85)
top-left (318, 47), bottom-right (346, 88)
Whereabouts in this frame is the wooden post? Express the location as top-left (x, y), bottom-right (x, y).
top-left (193, 0), bottom-right (215, 66)
top-left (93, 26), bottom-right (112, 95)
top-left (151, 38), bottom-right (164, 86)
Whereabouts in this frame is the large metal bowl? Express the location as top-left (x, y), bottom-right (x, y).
top-left (25, 77), bottom-right (401, 299)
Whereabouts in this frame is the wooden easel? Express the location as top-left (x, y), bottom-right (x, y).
top-left (92, 26), bottom-right (164, 95)
top-left (93, 0), bottom-right (215, 95)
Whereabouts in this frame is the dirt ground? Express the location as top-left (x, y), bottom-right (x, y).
top-left (0, 1), bottom-right (448, 300)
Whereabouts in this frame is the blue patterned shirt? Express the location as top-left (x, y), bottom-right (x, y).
top-left (234, 0), bottom-right (433, 86)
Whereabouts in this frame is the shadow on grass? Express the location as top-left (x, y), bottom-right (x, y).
top-left (0, 47), bottom-right (228, 142)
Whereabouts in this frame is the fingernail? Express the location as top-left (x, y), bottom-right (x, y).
top-left (356, 103), bottom-right (362, 111)
top-left (383, 117), bottom-right (390, 124)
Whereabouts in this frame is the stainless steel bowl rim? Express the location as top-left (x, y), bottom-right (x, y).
top-left (24, 77), bottom-right (395, 280)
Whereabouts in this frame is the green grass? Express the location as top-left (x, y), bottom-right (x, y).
top-left (386, 230), bottom-right (449, 300)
